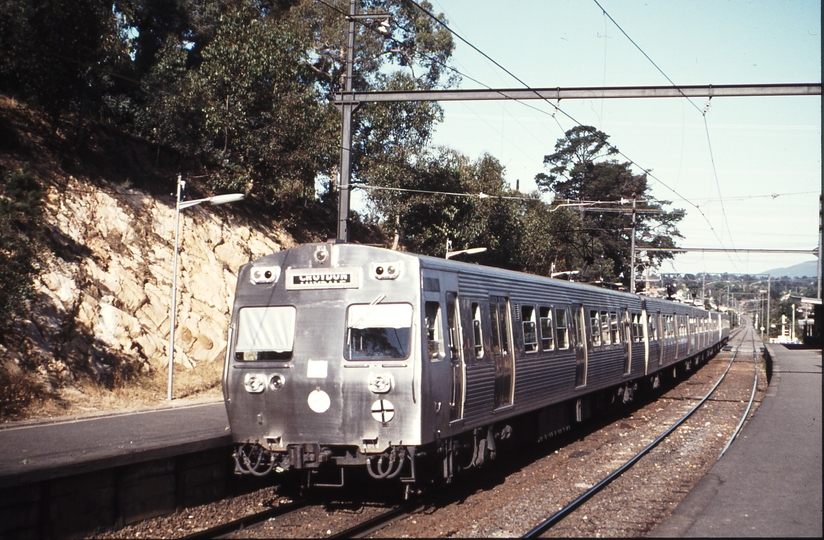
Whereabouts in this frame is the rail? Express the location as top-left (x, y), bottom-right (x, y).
top-left (523, 323), bottom-right (750, 538)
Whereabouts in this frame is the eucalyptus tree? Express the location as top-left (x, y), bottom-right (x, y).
top-left (0, 0), bottom-right (130, 130)
top-left (536, 125), bottom-right (684, 286)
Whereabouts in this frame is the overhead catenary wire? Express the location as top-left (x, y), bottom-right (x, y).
top-left (591, 0), bottom-right (739, 270)
top-left (406, 0), bottom-right (733, 259)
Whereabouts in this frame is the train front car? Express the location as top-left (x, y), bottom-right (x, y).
top-left (224, 243), bottom-right (422, 486)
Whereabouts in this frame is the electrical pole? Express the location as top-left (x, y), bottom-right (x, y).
top-left (630, 195), bottom-right (637, 294)
top-left (336, 0), bottom-right (358, 243)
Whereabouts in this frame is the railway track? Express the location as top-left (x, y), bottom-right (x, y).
top-left (523, 323), bottom-right (759, 537)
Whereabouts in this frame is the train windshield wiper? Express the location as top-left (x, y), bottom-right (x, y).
top-left (348, 294), bottom-right (386, 329)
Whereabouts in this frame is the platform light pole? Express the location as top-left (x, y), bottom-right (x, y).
top-left (168, 175), bottom-right (244, 400)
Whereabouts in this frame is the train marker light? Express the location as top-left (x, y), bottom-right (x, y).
top-left (251, 266), bottom-right (281, 284)
top-left (372, 261), bottom-right (401, 280)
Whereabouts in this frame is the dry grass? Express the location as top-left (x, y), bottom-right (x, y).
top-left (1, 360), bottom-right (224, 423)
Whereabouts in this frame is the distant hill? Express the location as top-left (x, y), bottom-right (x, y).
top-left (762, 260), bottom-right (819, 278)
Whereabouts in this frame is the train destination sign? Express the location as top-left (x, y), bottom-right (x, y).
top-left (285, 267), bottom-right (361, 290)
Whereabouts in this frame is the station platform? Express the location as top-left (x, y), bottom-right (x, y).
top-left (0, 398), bottom-right (229, 488)
top-left (652, 342), bottom-right (822, 537)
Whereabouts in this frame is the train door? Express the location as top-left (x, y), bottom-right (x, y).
top-left (641, 307), bottom-right (649, 375)
top-left (621, 308), bottom-right (632, 375)
top-left (490, 296), bottom-right (514, 409)
top-left (657, 312), bottom-right (664, 366)
top-left (446, 292), bottom-right (464, 421)
top-left (422, 273), bottom-right (459, 434)
top-left (673, 313), bottom-right (680, 359)
top-left (572, 303), bottom-right (588, 387)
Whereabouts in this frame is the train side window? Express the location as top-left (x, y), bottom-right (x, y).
top-left (634, 314), bottom-right (644, 342)
top-left (590, 310), bottom-right (601, 346)
top-left (609, 312), bottom-right (619, 344)
top-left (472, 302), bottom-right (484, 359)
top-left (425, 301), bottom-right (444, 361)
top-left (522, 305), bottom-right (538, 353)
top-left (488, 301), bottom-right (512, 355)
top-left (555, 308), bottom-right (569, 350)
top-left (539, 306), bottom-right (554, 351)
top-left (600, 311), bottom-right (611, 345)
top-left (235, 306), bottom-right (296, 361)
top-left (446, 293), bottom-right (460, 357)
top-left (489, 304), bottom-right (501, 353)
top-left (649, 314), bottom-right (657, 340)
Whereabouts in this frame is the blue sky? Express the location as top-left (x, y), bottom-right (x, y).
top-left (420, 0), bottom-right (821, 276)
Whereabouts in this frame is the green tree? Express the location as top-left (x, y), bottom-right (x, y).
top-left (0, 0), bottom-right (130, 130)
top-left (536, 125), bottom-right (684, 286)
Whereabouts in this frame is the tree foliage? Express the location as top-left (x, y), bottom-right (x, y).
top-left (0, 0), bottom-right (130, 128)
top-left (536, 125), bottom-right (684, 286)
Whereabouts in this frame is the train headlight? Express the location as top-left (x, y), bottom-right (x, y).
top-left (367, 372), bottom-right (393, 394)
top-left (371, 261), bottom-right (401, 280)
top-left (269, 374), bottom-right (285, 391)
top-left (250, 266), bottom-right (281, 284)
top-left (243, 373), bottom-right (266, 393)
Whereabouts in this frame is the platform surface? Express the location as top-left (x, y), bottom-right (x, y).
top-left (0, 399), bottom-right (230, 488)
top-left (652, 343), bottom-right (822, 537)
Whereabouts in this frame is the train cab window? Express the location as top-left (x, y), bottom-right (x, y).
top-left (235, 306), bottom-right (296, 361)
top-left (590, 310), bottom-right (601, 346)
top-left (609, 312), bottom-right (619, 344)
top-left (471, 302), bottom-right (484, 359)
top-left (600, 312), bottom-right (612, 345)
top-left (345, 302), bottom-right (413, 361)
top-left (555, 308), bottom-right (570, 350)
top-left (522, 305), bottom-right (538, 353)
top-left (425, 301), bottom-right (444, 361)
top-left (539, 306), bottom-right (554, 351)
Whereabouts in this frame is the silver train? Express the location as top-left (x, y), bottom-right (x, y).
top-left (223, 243), bottom-right (730, 488)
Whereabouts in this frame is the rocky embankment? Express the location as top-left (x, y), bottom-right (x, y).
top-left (3, 172), bottom-right (294, 407)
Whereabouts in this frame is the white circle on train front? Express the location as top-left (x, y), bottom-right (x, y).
top-left (307, 389), bottom-right (331, 413)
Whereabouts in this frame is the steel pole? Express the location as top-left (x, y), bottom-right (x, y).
top-left (630, 196), bottom-right (636, 294)
top-left (336, 0), bottom-right (358, 243)
top-left (168, 175), bottom-right (183, 400)
top-left (766, 276), bottom-right (771, 342)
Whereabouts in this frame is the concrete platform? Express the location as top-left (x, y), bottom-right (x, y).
top-left (0, 398), bottom-right (230, 488)
top-left (652, 343), bottom-right (822, 537)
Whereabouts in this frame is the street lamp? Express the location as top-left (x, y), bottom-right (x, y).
top-left (445, 238), bottom-right (487, 259)
top-left (168, 175), bottom-right (244, 400)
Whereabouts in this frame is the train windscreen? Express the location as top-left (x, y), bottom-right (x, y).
top-left (345, 303), bottom-right (413, 360)
top-left (235, 306), bottom-right (296, 361)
